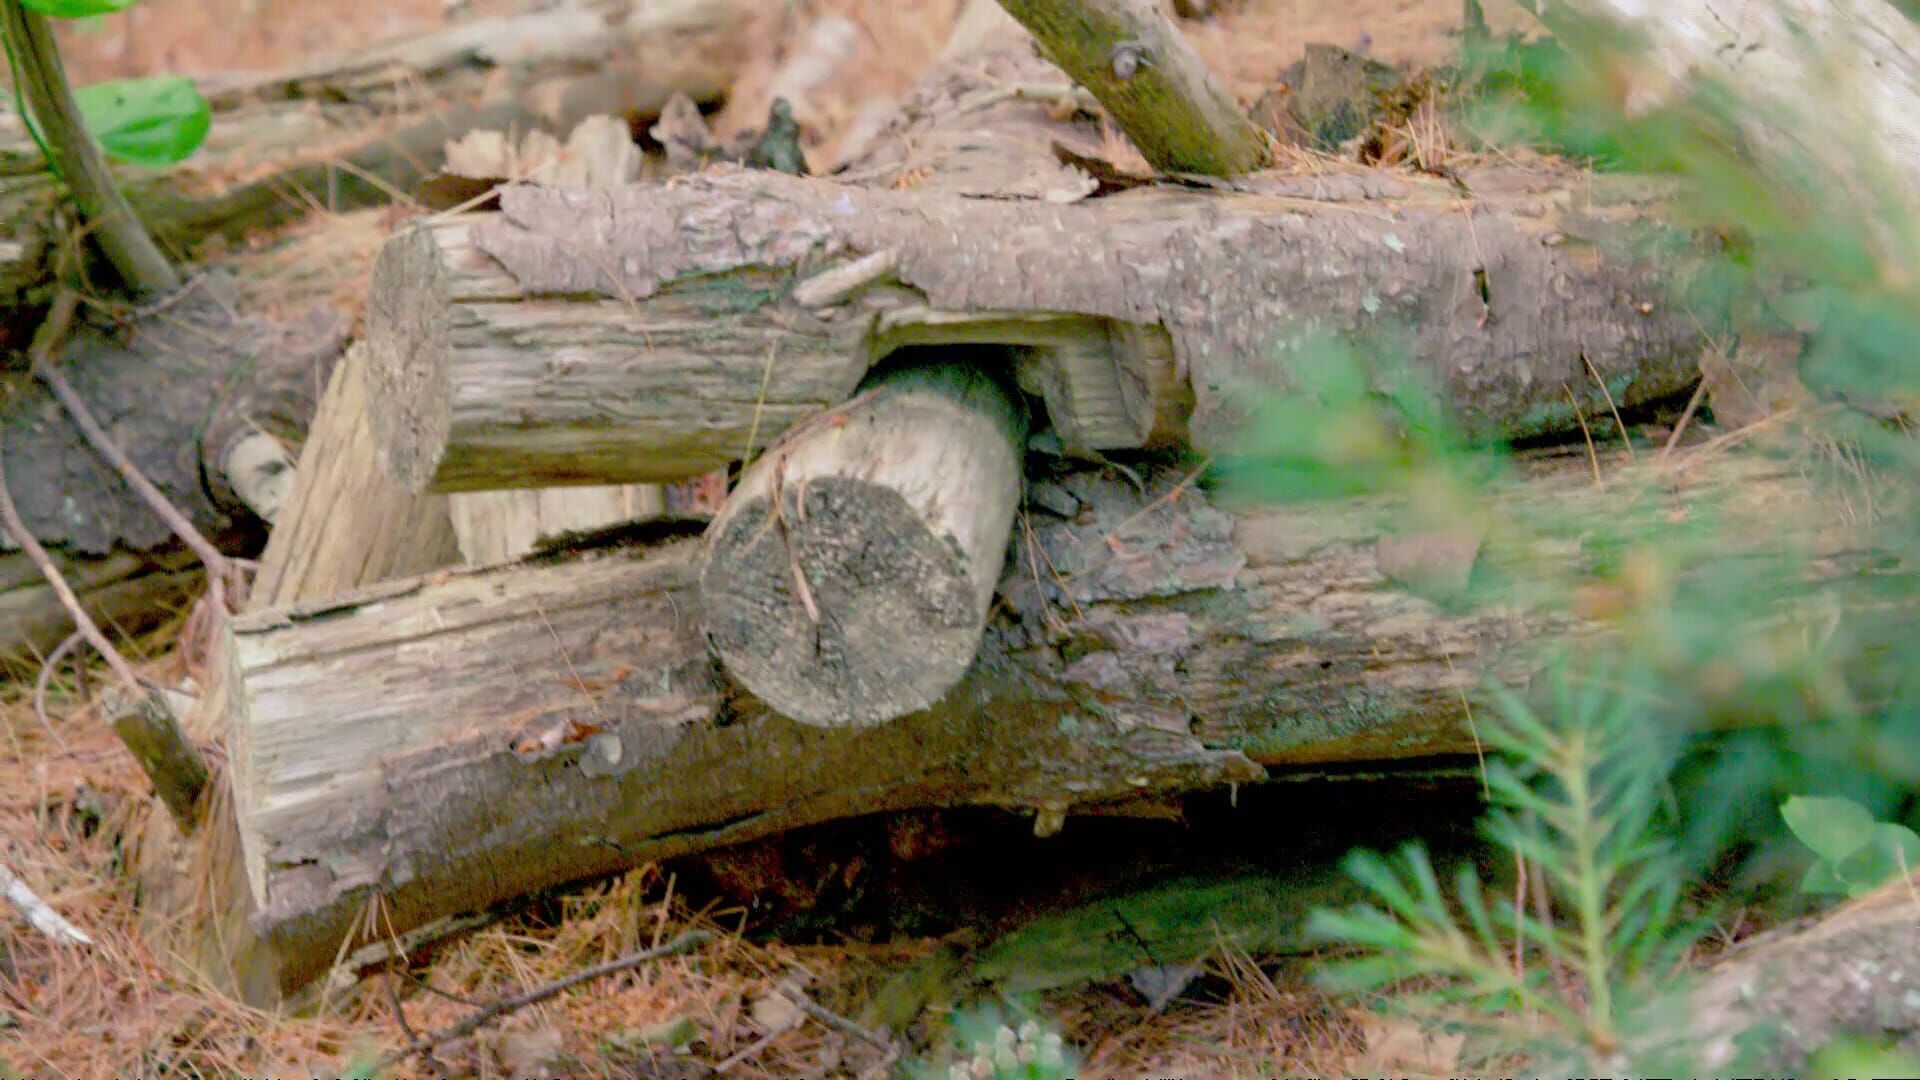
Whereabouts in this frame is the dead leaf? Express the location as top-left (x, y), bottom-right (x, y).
top-left (750, 987), bottom-right (804, 1034)
top-left (492, 1025), bottom-right (568, 1079)
top-left (1351, 1011), bottom-right (1465, 1078)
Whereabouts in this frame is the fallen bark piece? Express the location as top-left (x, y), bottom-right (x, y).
top-left (992, 0), bottom-right (1271, 175)
top-left (367, 166), bottom-right (1706, 493)
top-left (701, 360), bottom-right (1028, 727)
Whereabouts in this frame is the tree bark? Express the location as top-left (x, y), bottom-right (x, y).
top-left (0, 0), bottom-right (756, 323)
top-left (990, 0), bottom-right (1271, 175)
top-left (221, 442), bottom-right (1883, 996)
top-left (1585, 870), bottom-right (1920, 1074)
top-left (365, 165), bottom-right (1708, 493)
top-left (702, 360), bottom-right (1029, 727)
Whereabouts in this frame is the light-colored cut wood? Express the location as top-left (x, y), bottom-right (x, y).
top-left (701, 362), bottom-right (1027, 726)
top-left (249, 345), bottom-right (461, 610)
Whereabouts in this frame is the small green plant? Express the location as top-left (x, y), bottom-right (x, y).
top-left (6, 0), bottom-right (210, 168)
top-left (1306, 657), bottom-right (1699, 1063)
top-left (3, 0), bottom-right (209, 293)
top-left (1781, 794), bottom-right (1920, 899)
top-left (68, 74), bottom-right (208, 167)
top-left (907, 1004), bottom-right (1076, 1080)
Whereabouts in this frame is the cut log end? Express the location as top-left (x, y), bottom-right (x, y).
top-left (365, 225), bottom-right (454, 493)
top-left (701, 361), bottom-right (1027, 727)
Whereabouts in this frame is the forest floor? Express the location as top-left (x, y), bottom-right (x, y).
top-left (1, 1), bottom-right (1580, 1077)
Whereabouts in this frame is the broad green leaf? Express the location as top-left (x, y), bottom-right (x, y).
top-left (1799, 860), bottom-right (1852, 897)
top-left (1780, 795), bottom-right (1877, 864)
top-left (73, 76), bottom-right (210, 167)
top-left (1832, 823), bottom-right (1920, 896)
top-left (20, 0), bottom-right (135, 16)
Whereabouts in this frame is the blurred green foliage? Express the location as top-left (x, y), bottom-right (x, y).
top-left (1229, 6), bottom-right (1920, 1074)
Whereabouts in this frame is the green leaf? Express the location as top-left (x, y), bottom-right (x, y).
top-left (72, 75), bottom-right (210, 167)
top-left (19, 0), bottom-right (136, 16)
top-left (1832, 823), bottom-right (1920, 896)
top-left (1780, 795), bottom-right (1878, 864)
top-left (1798, 859), bottom-right (1853, 897)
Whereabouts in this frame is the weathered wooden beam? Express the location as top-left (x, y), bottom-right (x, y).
top-left (702, 360), bottom-right (1028, 726)
top-left (0, 0), bottom-right (756, 322)
top-left (223, 442), bottom-right (1879, 995)
top-left (991, 0), bottom-right (1270, 175)
top-left (365, 166), bottom-right (1707, 493)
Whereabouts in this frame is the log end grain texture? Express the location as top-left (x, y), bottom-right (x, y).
top-left (701, 360), bottom-right (1028, 726)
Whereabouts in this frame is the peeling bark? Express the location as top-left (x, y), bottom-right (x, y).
top-left (367, 165), bottom-right (1708, 493)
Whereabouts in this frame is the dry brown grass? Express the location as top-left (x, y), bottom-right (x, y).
top-left (1, 661), bottom-right (1375, 1077)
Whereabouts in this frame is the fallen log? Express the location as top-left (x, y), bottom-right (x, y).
top-left (222, 441), bottom-right (1887, 995)
top-left (365, 165), bottom-right (1707, 493)
top-left (702, 359), bottom-right (1029, 726)
top-left (0, 0), bottom-right (755, 321)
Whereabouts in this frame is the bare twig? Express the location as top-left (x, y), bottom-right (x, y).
top-left (1659, 377), bottom-right (1710, 462)
top-left (0, 441), bottom-right (140, 692)
top-left (30, 289), bottom-right (241, 613)
top-left (711, 1028), bottom-right (782, 1074)
top-left (31, 629), bottom-right (80, 751)
top-left (1564, 385), bottom-right (1603, 487)
top-left (373, 930), bottom-right (711, 1072)
top-left (1582, 350), bottom-right (1637, 461)
top-left (773, 981), bottom-right (896, 1053)
top-left (1, 859), bottom-right (92, 946)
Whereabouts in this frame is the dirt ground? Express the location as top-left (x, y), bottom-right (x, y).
top-left (5, 0), bottom-right (1546, 1076)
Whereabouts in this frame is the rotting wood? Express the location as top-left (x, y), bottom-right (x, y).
top-left (702, 360), bottom-right (1028, 727)
top-left (366, 165), bottom-right (1706, 493)
top-left (248, 344), bottom-right (461, 611)
top-left (991, 0), bottom-right (1271, 175)
top-left (0, 0), bottom-right (757, 321)
top-left (221, 441), bottom-right (1892, 996)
